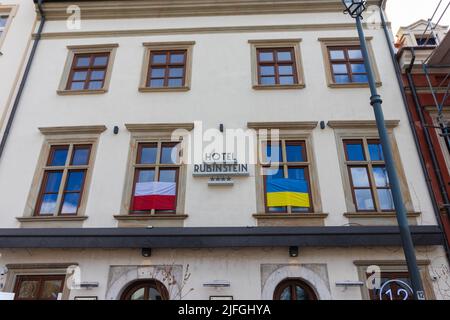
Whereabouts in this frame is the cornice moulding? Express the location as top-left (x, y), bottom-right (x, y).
top-left (247, 121), bottom-right (318, 130)
top-left (33, 23), bottom-right (374, 40)
top-left (327, 120), bottom-right (400, 129)
top-left (125, 123), bottom-right (195, 132)
top-left (38, 0), bottom-right (382, 20)
top-left (38, 125), bottom-right (107, 135)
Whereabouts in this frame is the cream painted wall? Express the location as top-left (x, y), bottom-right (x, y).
top-left (0, 10), bottom-right (436, 228)
top-left (0, 0), bottom-right (35, 135)
top-left (1, 247), bottom-right (448, 300)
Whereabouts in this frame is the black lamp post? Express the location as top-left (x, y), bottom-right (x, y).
top-left (341, 0), bottom-right (425, 300)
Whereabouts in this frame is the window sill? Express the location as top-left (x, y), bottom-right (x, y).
top-left (252, 84), bottom-right (305, 90)
top-left (253, 213), bottom-right (328, 227)
top-left (344, 212), bottom-right (421, 218)
top-left (138, 86), bottom-right (190, 93)
top-left (17, 216), bottom-right (88, 222)
top-left (57, 89), bottom-right (108, 95)
top-left (328, 82), bottom-right (382, 89)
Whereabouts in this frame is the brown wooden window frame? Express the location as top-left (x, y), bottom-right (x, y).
top-left (262, 139), bottom-right (313, 214)
top-left (121, 279), bottom-right (169, 300)
top-left (366, 271), bottom-right (414, 300)
top-left (130, 141), bottom-right (181, 215)
top-left (146, 50), bottom-right (187, 88)
top-left (34, 144), bottom-right (92, 216)
top-left (66, 52), bottom-right (110, 91)
top-left (273, 279), bottom-right (318, 300)
top-left (13, 274), bottom-right (66, 300)
top-left (256, 47), bottom-right (299, 86)
top-left (327, 46), bottom-right (368, 84)
top-left (343, 138), bottom-right (394, 212)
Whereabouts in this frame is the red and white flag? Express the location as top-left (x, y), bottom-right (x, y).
top-left (133, 181), bottom-right (176, 211)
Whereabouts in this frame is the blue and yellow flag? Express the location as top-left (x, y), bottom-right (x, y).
top-left (266, 178), bottom-right (310, 208)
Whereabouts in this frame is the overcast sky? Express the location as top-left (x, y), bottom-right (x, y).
top-left (386, 0), bottom-right (450, 36)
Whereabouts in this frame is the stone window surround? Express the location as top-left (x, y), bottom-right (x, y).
top-left (354, 260), bottom-right (435, 300)
top-left (57, 43), bottom-right (118, 95)
top-left (139, 41), bottom-right (195, 92)
top-left (318, 37), bottom-right (382, 88)
top-left (425, 106), bottom-right (450, 175)
top-left (4, 263), bottom-right (77, 300)
top-left (18, 125), bottom-right (106, 225)
top-left (328, 120), bottom-right (419, 223)
top-left (248, 38), bottom-right (305, 90)
top-left (0, 5), bottom-right (17, 51)
top-left (115, 123), bottom-right (194, 227)
top-left (248, 122), bottom-right (327, 226)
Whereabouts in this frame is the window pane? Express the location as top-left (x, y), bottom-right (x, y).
top-left (75, 56), bottom-right (90, 67)
top-left (0, 16), bottom-right (8, 28)
top-left (351, 64), bottom-right (366, 73)
top-left (345, 142), bottom-right (365, 161)
top-left (170, 53), bottom-right (185, 64)
top-left (138, 170), bottom-right (155, 183)
top-left (260, 66), bottom-right (275, 76)
top-left (265, 167), bottom-right (285, 212)
top-left (288, 168), bottom-right (306, 181)
top-left (378, 189), bottom-right (394, 211)
top-left (71, 147), bottom-right (90, 165)
top-left (334, 75), bottom-right (350, 83)
top-left (148, 287), bottom-right (164, 300)
top-left (130, 288), bottom-right (145, 300)
top-left (260, 77), bottom-right (275, 85)
top-left (278, 65), bottom-right (293, 75)
top-left (266, 142), bottom-right (282, 162)
top-left (61, 193), bottom-right (80, 214)
top-left (330, 50), bottom-right (345, 60)
top-left (152, 54), bottom-right (166, 64)
top-left (140, 145), bottom-right (157, 164)
top-left (161, 144), bottom-right (178, 164)
top-left (369, 143), bottom-right (384, 161)
top-left (70, 82), bottom-right (85, 90)
top-left (259, 51), bottom-right (274, 62)
top-left (39, 194), bottom-right (58, 214)
top-left (93, 56), bottom-right (108, 66)
top-left (50, 148), bottom-right (68, 166)
top-left (45, 172), bottom-right (63, 193)
top-left (373, 167), bottom-right (389, 187)
top-left (352, 74), bottom-right (368, 83)
top-left (350, 167), bottom-right (370, 187)
top-left (348, 49), bottom-right (363, 59)
top-left (286, 143), bottom-right (305, 162)
top-left (41, 280), bottom-right (63, 300)
top-left (279, 76), bottom-right (294, 85)
top-left (332, 64), bottom-right (347, 74)
top-left (355, 189), bottom-right (375, 210)
top-left (17, 281), bottom-right (40, 299)
top-left (279, 287), bottom-right (291, 300)
top-left (88, 81), bottom-right (103, 90)
top-left (151, 68), bottom-right (165, 78)
top-left (149, 79), bottom-right (164, 87)
top-left (65, 171), bottom-right (85, 191)
top-left (168, 78), bottom-right (183, 87)
top-left (169, 68), bottom-right (183, 77)
top-left (90, 70), bottom-right (105, 80)
top-left (277, 51), bottom-right (292, 61)
top-left (72, 71), bottom-right (87, 81)
top-left (159, 169), bottom-right (177, 182)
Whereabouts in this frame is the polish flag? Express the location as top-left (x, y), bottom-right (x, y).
top-left (133, 181), bottom-right (176, 211)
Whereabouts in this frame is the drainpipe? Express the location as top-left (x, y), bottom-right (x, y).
top-left (0, 0), bottom-right (46, 160)
top-left (378, 3), bottom-right (450, 263)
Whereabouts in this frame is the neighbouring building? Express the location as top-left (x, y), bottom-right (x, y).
top-left (396, 20), bottom-right (450, 252)
top-left (0, 0), bottom-right (449, 300)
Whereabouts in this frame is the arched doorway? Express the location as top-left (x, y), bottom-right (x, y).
top-left (121, 280), bottom-right (169, 300)
top-left (273, 278), bottom-right (318, 300)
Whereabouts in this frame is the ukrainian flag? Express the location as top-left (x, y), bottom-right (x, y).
top-left (266, 178), bottom-right (310, 208)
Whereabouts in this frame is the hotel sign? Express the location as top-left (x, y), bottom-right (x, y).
top-left (193, 153), bottom-right (249, 185)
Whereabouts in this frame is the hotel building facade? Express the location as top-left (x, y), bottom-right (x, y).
top-left (0, 0), bottom-right (449, 300)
